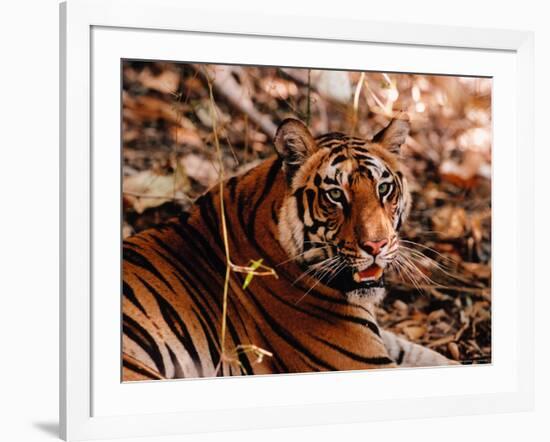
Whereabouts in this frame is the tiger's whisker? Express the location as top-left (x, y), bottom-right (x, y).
top-left (393, 256), bottom-right (426, 293)
top-left (295, 259), bottom-right (346, 305)
top-left (398, 246), bottom-right (466, 283)
top-left (276, 246), bottom-right (332, 267)
top-left (399, 240), bottom-right (460, 266)
top-left (306, 257), bottom-right (342, 284)
top-left (292, 256), bottom-right (339, 285)
top-left (398, 252), bottom-right (445, 289)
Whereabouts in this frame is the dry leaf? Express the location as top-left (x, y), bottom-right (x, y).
top-left (170, 126), bottom-right (204, 148)
top-left (393, 299), bottom-right (408, 313)
top-left (122, 222), bottom-right (134, 239)
top-left (123, 170), bottom-right (190, 214)
top-left (180, 154), bottom-right (219, 188)
top-left (461, 262), bottom-right (491, 279)
top-left (137, 66), bottom-right (180, 95)
top-left (403, 325), bottom-right (426, 341)
top-left (431, 206), bottom-right (468, 240)
top-left (439, 150), bottom-right (490, 189)
top-left (123, 92), bottom-right (182, 125)
top-left (448, 342), bottom-right (460, 360)
top-left (427, 309), bottom-right (447, 322)
top-left (194, 102), bottom-right (230, 128)
top-left (315, 70), bottom-right (352, 104)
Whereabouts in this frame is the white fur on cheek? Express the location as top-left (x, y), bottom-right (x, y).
top-left (278, 197), bottom-right (303, 260)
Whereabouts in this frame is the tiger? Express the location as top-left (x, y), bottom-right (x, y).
top-left (122, 114), bottom-right (453, 381)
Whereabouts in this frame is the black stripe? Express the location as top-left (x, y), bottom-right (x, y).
top-left (122, 281), bottom-right (147, 316)
top-left (123, 246), bottom-right (175, 293)
top-left (147, 233), bottom-right (185, 262)
top-left (244, 282), bottom-right (337, 371)
top-left (357, 165), bottom-right (374, 180)
top-left (167, 263), bottom-right (223, 373)
top-left (331, 154), bottom-right (348, 166)
top-left (193, 306), bottom-right (221, 372)
top-left (223, 295), bottom-right (259, 374)
top-left (222, 178), bottom-right (248, 250)
top-left (123, 359), bottom-right (161, 380)
top-left (271, 202), bottom-right (279, 225)
top-left (236, 186), bottom-right (249, 240)
top-left (123, 313), bottom-right (166, 376)
top-left (155, 237), bottom-right (252, 375)
top-left (316, 132), bottom-right (346, 141)
top-left (178, 211), bottom-right (190, 224)
top-left (143, 238), bottom-right (224, 301)
top-left (327, 145), bottom-right (345, 155)
top-left (322, 176), bottom-right (338, 185)
top-left (314, 173), bottom-right (322, 186)
top-left (294, 186), bottom-right (305, 220)
top-left (225, 273), bottom-right (290, 374)
top-left (171, 222), bottom-right (227, 277)
top-left (362, 159), bottom-right (382, 169)
top-left (352, 151), bottom-right (372, 159)
top-left (222, 193), bottom-right (250, 259)
top-left (260, 280), bottom-right (336, 325)
top-left (204, 271), bottom-right (255, 375)
top-left (137, 275), bottom-right (203, 377)
top-left (169, 269), bottom-right (222, 369)
top-left (166, 344), bottom-right (185, 378)
top-left (197, 192), bottom-right (223, 245)
top-left (245, 158), bottom-right (282, 253)
top-left (305, 188), bottom-right (317, 208)
top-left (396, 349), bottom-right (405, 365)
top-left (128, 235), bottom-right (223, 376)
top-left (308, 304), bottom-right (380, 336)
top-left (313, 336), bottom-right (393, 365)
top-left (223, 316), bottom-right (254, 376)
top-left (296, 355), bottom-right (322, 372)
top-left (227, 176), bottom-right (238, 203)
top-left (164, 226), bottom-right (226, 296)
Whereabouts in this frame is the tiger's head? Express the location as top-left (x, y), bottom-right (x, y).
top-left (275, 115), bottom-right (411, 301)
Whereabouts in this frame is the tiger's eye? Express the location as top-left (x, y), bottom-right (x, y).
top-left (378, 183), bottom-right (391, 196)
top-left (327, 188), bottom-right (344, 202)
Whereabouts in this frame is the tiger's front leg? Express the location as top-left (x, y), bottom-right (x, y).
top-left (380, 329), bottom-right (457, 367)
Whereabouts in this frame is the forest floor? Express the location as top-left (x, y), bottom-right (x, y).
top-left (122, 61), bottom-right (492, 364)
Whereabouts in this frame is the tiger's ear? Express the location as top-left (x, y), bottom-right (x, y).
top-left (372, 112), bottom-right (410, 154)
top-left (274, 119), bottom-right (317, 177)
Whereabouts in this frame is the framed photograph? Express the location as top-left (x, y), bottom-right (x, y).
top-left (60, 0), bottom-right (534, 440)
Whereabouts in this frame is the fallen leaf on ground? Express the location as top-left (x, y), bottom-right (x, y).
top-left (431, 206), bottom-right (468, 240)
top-left (448, 342), bottom-right (460, 360)
top-left (137, 66), bottom-right (180, 95)
top-left (403, 325), bottom-right (426, 341)
top-left (439, 150), bottom-right (490, 189)
top-left (123, 169), bottom-right (190, 214)
top-left (315, 70), bottom-right (352, 104)
top-left (180, 154), bottom-right (219, 188)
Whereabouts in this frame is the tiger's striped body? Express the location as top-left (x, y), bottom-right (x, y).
top-left (122, 116), bottom-right (452, 381)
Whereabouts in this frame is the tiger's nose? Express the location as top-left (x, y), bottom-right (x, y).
top-left (360, 239), bottom-right (388, 256)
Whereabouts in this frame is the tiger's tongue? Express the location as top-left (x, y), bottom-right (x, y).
top-left (358, 264), bottom-right (383, 280)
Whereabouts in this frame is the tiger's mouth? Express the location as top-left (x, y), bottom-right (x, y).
top-left (353, 264), bottom-right (384, 283)
top-left (316, 262), bottom-right (386, 293)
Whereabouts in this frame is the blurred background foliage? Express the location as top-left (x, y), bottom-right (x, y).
top-left (122, 61), bottom-right (492, 365)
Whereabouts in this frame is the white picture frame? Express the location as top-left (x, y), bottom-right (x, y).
top-left (60, 0), bottom-right (534, 440)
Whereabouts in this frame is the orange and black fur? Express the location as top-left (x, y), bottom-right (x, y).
top-left (122, 115), bottom-right (451, 381)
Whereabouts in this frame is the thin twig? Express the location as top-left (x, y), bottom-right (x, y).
top-left (203, 68), bottom-right (277, 376)
top-left (123, 191), bottom-right (191, 203)
top-left (306, 69), bottom-right (312, 126)
top-left (351, 72), bottom-right (366, 135)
